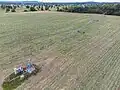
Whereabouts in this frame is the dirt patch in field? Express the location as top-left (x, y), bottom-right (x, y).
top-left (16, 50), bottom-right (72, 90)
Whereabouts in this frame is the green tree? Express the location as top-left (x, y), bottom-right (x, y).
top-left (13, 5), bottom-right (17, 9)
top-left (45, 5), bottom-right (49, 10)
top-left (56, 6), bottom-right (59, 11)
top-left (26, 5), bottom-right (30, 9)
top-left (5, 8), bottom-right (10, 13)
top-left (55, 4), bottom-right (120, 16)
top-left (29, 7), bottom-right (37, 11)
top-left (36, 6), bottom-right (40, 10)
top-left (11, 9), bottom-right (16, 12)
top-left (1, 4), bottom-right (5, 9)
top-left (41, 6), bottom-right (44, 11)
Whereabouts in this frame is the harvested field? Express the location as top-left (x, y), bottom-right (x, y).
top-left (1, 11), bottom-right (120, 90)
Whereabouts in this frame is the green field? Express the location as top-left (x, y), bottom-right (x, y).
top-left (1, 11), bottom-right (120, 90)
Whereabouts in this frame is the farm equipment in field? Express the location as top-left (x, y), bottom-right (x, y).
top-left (2, 61), bottom-right (39, 90)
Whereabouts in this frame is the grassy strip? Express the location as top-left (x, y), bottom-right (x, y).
top-left (2, 64), bottom-right (39, 90)
top-left (2, 76), bottom-right (25, 90)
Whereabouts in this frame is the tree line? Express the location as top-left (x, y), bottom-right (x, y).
top-left (1, 3), bottom-right (120, 16)
top-left (0, 4), bottom-right (52, 13)
top-left (56, 4), bottom-right (120, 16)
top-left (1, 4), bottom-right (17, 12)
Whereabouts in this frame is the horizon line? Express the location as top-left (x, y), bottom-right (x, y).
top-left (0, 0), bottom-right (120, 3)
top-left (0, 1), bottom-right (120, 2)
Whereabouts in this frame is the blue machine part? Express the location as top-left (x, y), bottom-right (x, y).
top-left (27, 63), bottom-right (32, 68)
top-left (26, 68), bottom-right (32, 73)
top-left (17, 66), bottom-right (23, 73)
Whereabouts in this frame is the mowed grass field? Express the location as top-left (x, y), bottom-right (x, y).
top-left (1, 11), bottom-right (120, 90)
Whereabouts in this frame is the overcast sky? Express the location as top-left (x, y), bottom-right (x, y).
top-left (1, 0), bottom-right (120, 2)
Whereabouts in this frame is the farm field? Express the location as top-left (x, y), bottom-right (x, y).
top-left (0, 11), bottom-right (120, 90)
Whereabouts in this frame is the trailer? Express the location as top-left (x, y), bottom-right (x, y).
top-left (2, 62), bottom-right (39, 90)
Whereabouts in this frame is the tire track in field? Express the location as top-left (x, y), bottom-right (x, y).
top-left (86, 42), bottom-right (120, 89)
top-left (43, 18), bottom-right (120, 89)
top-left (75, 26), bottom-right (120, 89)
top-left (2, 14), bottom-right (118, 89)
top-left (59, 32), bottom-right (120, 89)
top-left (73, 22), bottom-right (119, 58)
top-left (65, 19), bottom-right (112, 56)
top-left (19, 16), bottom-right (120, 89)
top-left (29, 17), bottom-right (116, 89)
top-left (23, 18), bottom-right (103, 89)
top-left (17, 30), bottom-right (90, 89)
top-left (35, 58), bottom-right (77, 90)
top-left (55, 31), bottom-right (119, 89)
top-left (13, 16), bottom-right (115, 89)
top-left (17, 53), bottom-right (75, 90)
top-left (15, 15), bottom-right (116, 89)
top-left (31, 34), bottom-right (94, 89)
top-left (105, 55), bottom-right (120, 90)
top-left (75, 27), bottom-right (120, 89)
top-left (113, 73), bottom-right (120, 90)
top-left (27, 16), bottom-right (113, 89)
top-left (5, 16), bottom-right (89, 88)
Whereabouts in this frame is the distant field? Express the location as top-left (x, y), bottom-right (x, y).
top-left (1, 11), bottom-right (120, 90)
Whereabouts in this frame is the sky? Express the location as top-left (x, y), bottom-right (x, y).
top-left (1, 0), bottom-right (120, 2)
top-left (45, 0), bottom-right (120, 2)
top-left (42, 0), bottom-right (120, 2)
